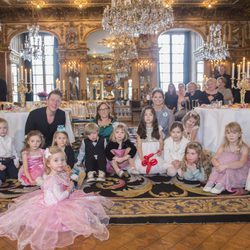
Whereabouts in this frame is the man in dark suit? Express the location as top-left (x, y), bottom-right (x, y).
top-left (215, 65), bottom-right (231, 89)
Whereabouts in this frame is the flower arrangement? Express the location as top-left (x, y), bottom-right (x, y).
top-left (37, 91), bottom-right (48, 98)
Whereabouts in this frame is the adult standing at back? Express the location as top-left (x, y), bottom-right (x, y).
top-left (215, 65), bottom-right (231, 89)
top-left (164, 83), bottom-right (178, 112)
top-left (25, 89), bottom-right (65, 148)
top-left (151, 88), bottom-right (174, 138)
top-left (94, 102), bottom-right (116, 141)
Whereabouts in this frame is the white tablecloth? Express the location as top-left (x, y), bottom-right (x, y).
top-left (195, 107), bottom-right (250, 152)
top-left (0, 109), bottom-right (75, 155)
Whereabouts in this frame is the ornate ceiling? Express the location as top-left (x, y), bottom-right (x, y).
top-left (0, 0), bottom-right (244, 8)
top-left (0, 0), bottom-right (249, 21)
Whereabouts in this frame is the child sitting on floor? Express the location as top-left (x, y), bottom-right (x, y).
top-left (0, 146), bottom-right (112, 250)
top-left (164, 121), bottom-right (190, 177)
top-left (0, 118), bottom-right (19, 185)
top-left (178, 142), bottom-right (211, 182)
top-left (203, 122), bottom-right (250, 194)
top-left (76, 123), bottom-right (107, 183)
top-left (105, 122), bottom-right (138, 177)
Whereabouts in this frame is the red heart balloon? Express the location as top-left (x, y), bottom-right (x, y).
top-left (150, 158), bottom-right (158, 166)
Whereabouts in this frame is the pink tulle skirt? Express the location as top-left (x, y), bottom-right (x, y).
top-left (18, 164), bottom-right (44, 185)
top-left (0, 190), bottom-right (112, 250)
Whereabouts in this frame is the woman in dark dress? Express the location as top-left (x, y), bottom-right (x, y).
top-left (164, 83), bottom-right (178, 112)
top-left (203, 78), bottom-right (224, 104)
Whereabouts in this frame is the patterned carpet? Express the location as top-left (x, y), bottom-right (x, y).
top-left (1, 127), bottom-right (249, 224)
top-left (0, 177), bottom-right (249, 224)
top-left (82, 174), bottom-right (250, 223)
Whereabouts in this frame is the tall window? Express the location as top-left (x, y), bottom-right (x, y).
top-left (158, 30), bottom-right (204, 92)
top-left (32, 34), bottom-right (55, 101)
top-left (196, 61), bottom-right (204, 85)
top-left (158, 33), bottom-right (185, 92)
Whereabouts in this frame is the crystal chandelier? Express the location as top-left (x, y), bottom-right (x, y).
top-left (20, 24), bottom-right (44, 61)
top-left (102, 0), bottom-right (174, 37)
top-left (195, 24), bottom-right (230, 62)
top-left (101, 36), bottom-right (138, 73)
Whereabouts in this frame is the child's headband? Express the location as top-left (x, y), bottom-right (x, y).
top-left (57, 125), bottom-right (66, 132)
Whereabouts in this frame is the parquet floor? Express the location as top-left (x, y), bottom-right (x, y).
top-left (1, 223), bottom-right (249, 250)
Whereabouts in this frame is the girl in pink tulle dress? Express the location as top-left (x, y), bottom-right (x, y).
top-left (0, 146), bottom-right (112, 250)
top-left (18, 130), bottom-right (45, 186)
top-left (203, 122), bottom-right (250, 194)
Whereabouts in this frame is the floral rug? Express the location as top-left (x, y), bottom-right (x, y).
top-left (83, 174), bottom-right (250, 223)
top-left (0, 176), bottom-right (249, 223)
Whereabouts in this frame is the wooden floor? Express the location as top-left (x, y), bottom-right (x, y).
top-left (1, 223), bottom-right (249, 250)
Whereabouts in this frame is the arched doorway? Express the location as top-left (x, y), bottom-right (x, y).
top-left (10, 30), bottom-right (59, 102)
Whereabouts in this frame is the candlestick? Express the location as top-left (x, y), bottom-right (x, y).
top-left (20, 66), bottom-right (23, 81)
top-left (30, 69), bottom-right (32, 83)
top-left (247, 61), bottom-right (250, 78)
top-left (56, 78), bottom-right (60, 89)
top-left (237, 64), bottom-right (241, 80)
top-left (62, 80), bottom-right (65, 97)
top-left (231, 63), bottom-right (235, 79)
top-left (25, 69), bottom-right (27, 83)
top-left (242, 57), bottom-right (246, 75)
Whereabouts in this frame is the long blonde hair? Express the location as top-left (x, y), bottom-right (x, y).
top-left (109, 122), bottom-right (129, 142)
top-left (222, 122), bottom-right (245, 152)
top-left (44, 146), bottom-right (66, 174)
top-left (52, 131), bottom-right (70, 146)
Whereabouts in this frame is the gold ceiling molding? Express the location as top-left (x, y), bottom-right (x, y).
top-left (203, 0), bottom-right (217, 8)
top-left (74, 0), bottom-right (89, 9)
top-left (30, 0), bottom-right (46, 9)
top-left (0, 0), bottom-right (243, 8)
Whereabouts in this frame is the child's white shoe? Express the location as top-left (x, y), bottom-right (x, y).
top-left (96, 170), bottom-right (106, 182)
top-left (211, 183), bottom-right (225, 194)
top-left (203, 182), bottom-right (214, 192)
top-left (128, 168), bottom-right (139, 175)
top-left (86, 171), bottom-right (96, 183)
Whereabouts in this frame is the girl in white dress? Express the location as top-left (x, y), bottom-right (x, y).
top-left (164, 122), bottom-right (190, 177)
top-left (135, 106), bottom-right (167, 174)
